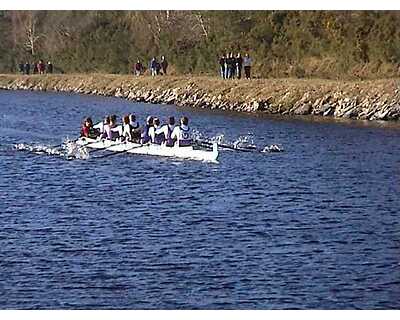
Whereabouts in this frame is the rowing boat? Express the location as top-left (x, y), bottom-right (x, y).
top-left (75, 137), bottom-right (219, 162)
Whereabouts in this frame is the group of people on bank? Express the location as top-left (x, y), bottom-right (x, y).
top-left (18, 53), bottom-right (253, 79)
top-left (132, 56), bottom-right (169, 76)
top-left (133, 53), bottom-right (251, 79)
top-left (18, 60), bottom-right (53, 75)
top-left (80, 114), bottom-right (192, 147)
top-left (218, 53), bottom-right (252, 79)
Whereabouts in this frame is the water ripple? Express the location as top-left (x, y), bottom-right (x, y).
top-left (0, 90), bottom-right (399, 309)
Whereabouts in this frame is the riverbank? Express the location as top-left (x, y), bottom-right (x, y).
top-left (1, 74), bottom-right (400, 121)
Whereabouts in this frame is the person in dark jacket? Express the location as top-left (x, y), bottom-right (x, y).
top-left (32, 62), bottom-right (38, 74)
top-left (155, 61), bottom-right (161, 75)
top-left (228, 53), bottom-right (235, 79)
top-left (224, 52), bottom-right (230, 79)
top-left (160, 56), bottom-right (168, 75)
top-left (149, 57), bottom-right (158, 76)
top-left (219, 54), bottom-right (226, 79)
top-left (134, 60), bottom-right (143, 76)
top-left (24, 62), bottom-right (30, 75)
top-left (46, 61), bottom-right (53, 74)
top-left (38, 60), bottom-right (45, 74)
top-left (18, 62), bottom-right (24, 74)
top-left (235, 53), bottom-right (243, 79)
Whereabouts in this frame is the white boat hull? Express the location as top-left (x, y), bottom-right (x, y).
top-left (76, 137), bottom-right (219, 162)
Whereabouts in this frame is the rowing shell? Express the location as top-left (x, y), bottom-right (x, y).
top-left (76, 137), bottom-right (219, 162)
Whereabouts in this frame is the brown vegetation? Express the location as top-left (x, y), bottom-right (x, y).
top-left (1, 11), bottom-right (400, 79)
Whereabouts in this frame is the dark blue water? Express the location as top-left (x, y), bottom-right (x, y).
top-left (0, 90), bottom-right (399, 309)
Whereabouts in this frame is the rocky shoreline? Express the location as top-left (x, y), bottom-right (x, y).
top-left (1, 74), bottom-right (400, 121)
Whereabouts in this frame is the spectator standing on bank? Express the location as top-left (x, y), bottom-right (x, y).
top-left (38, 60), bottom-right (45, 74)
top-left (160, 56), bottom-right (168, 75)
top-left (149, 57), bottom-right (158, 76)
top-left (219, 54), bottom-right (226, 79)
top-left (46, 61), bottom-right (53, 74)
top-left (24, 62), bottom-right (30, 75)
top-left (229, 53), bottom-right (236, 79)
top-left (155, 61), bottom-right (161, 75)
top-left (134, 60), bottom-right (143, 76)
top-left (236, 53), bottom-right (243, 79)
top-left (228, 52), bottom-right (236, 79)
top-left (18, 62), bottom-right (24, 74)
top-left (32, 62), bottom-right (38, 74)
top-left (224, 52), bottom-right (230, 79)
top-left (243, 53), bottom-right (252, 79)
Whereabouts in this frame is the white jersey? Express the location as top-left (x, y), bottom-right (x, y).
top-left (148, 126), bottom-right (155, 142)
top-left (158, 124), bottom-right (174, 139)
top-left (93, 121), bottom-right (104, 133)
top-left (171, 124), bottom-right (191, 146)
top-left (122, 123), bottom-right (132, 140)
top-left (112, 125), bottom-right (122, 136)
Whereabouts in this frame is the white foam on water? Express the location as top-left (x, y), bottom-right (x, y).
top-left (262, 144), bottom-right (284, 153)
top-left (13, 138), bottom-right (90, 160)
top-left (63, 140), bottom-right (90, 160)
top-left (175, 128), bottom-right (285, 154)
top-left (14, 143), bottom-right (64, 156)
top-left (233, 133), bottom-right (256, 149)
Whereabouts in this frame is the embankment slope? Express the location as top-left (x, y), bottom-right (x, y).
top-left (1, 74), bottom-right (400, 121)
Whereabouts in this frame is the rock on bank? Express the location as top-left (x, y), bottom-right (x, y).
top-left (1, 74), bottom-right (400, 121)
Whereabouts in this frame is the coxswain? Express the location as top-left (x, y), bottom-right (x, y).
top-left (80, 117), bottom-right (98, 139)
top-left (149, 117), bottom-right (165, 145)
top-left (141, 116), bottom-right (153, 144)
top-left (171, 116), bottom-right (192, 147)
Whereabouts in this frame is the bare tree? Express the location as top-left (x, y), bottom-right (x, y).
top-left (194, 13), bottom-right (209, 39)
top-left (25, 13), bottom-right (40, 56)
top-left (9, 11), bottom-right (43, 57)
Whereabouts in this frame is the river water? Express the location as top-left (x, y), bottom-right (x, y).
top-left (0, 90), bottom-right (399, 309)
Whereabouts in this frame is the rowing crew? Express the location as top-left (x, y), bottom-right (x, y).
top-left (80, 114), bottom-right (193, 147)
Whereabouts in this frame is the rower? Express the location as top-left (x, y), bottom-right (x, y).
top-left (161, 116), bottom-right (176, 147)
top-left (149, 117), bottom-right (165, 145)
top-left (80, 117), bottom-right (99, 139)
top-left (141, 116), bottom-right (153, 144)
top-left (100, 116), bottom-right (111, 139)
top-left (93, 115), bottom-right (108, 134)
top-left (171, 116), bottom-right (192, 147)
top-left (121, 115), bottom-right (133, 141)
top-left (129, 113), bottom-right (141, 143)
top-left (110, 114), bottom-right (121, 140)
top-left (100, 115), bottom-right (119, 141)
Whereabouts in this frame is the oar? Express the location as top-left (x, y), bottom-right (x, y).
top-left (48, 138), bottom-right (79, 149)
top-left (64, 137), bottom-right (115, 159)
top-left (49, 136), bottom-right (100, 149)
top-left (196, 139), bottom-right (283, 153)
top-left (195, 139), bottom-right (255, 152)
top-left (194, 142), bottom-right (213, 150)
top-left (93, 142), bottom-right (149, 159)
top-left (78, 137), bottom-right (117, 152)
top-left (70, 138), bottom-right (124, 155)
